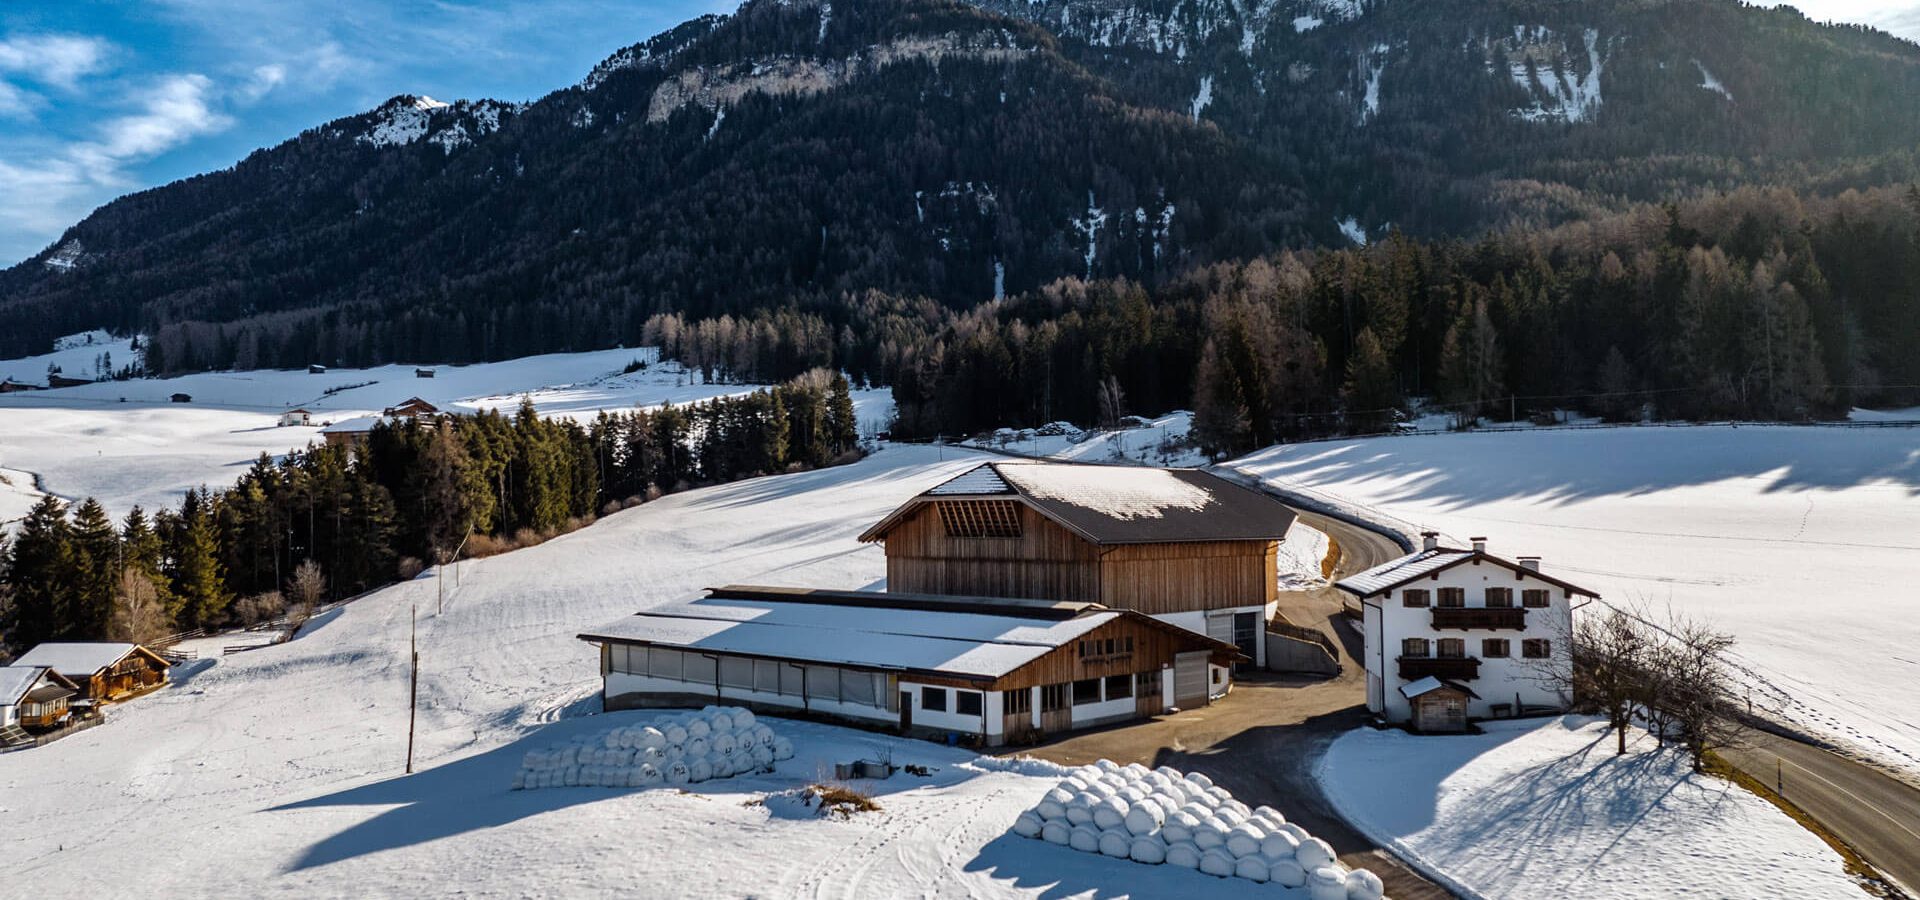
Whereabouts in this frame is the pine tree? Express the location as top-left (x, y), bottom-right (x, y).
top-left (826, 371), bottom-right (859, 458)
top-left (171, 491), bottom-right (231, 628)
top-left (1438, 298), bottom-right (1504, 427)
top-left (1191, 337), bottom-right (1253, 458)
top-left (70, 498), bottom-right (121, 638)
top-left (1341, 327), bottom-right (1398, 434)
top-left (4, 496), bottom-right (76, 647)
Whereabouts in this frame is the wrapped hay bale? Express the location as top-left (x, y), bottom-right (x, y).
top-left (1123, 762), bottom-right (1151, 777)
top-left (1129, 835), bottom-right (1168, 864)
top-left (1234, 855), bottom-right (1270, 883)
top-left (1185, 771), bottom-right (1214, 789)
top-left (1013, 811), bottom-right (1045, 838)
top-left (752, 724), bottom-right (776, 747)
top-left (1199, 848), bottom-right (1237, 878)
top-left (1165, 841), bottom-right (1203, 869)
top-left (664, 760), bottom-right (691, 786)
top-left (772, 737), bottom-right (795, 761)
top-left (707, 710), bottom-right (734, 734)
top-left (662, 723), bottom-right (689, 746)
top-left (638, 763), bottom-right (663, 786)
top-left (1118, 785), bottom-right (1149, 805)
top-left (1345, 868), bottom-right (1385, 900)
top-left (1160, 810), bottom-right (1199, 845)
top-left (707, 753), bottom-right (733, 778)
top-left (1092, 796), bottom-right (1130, 831)
top-left (1188, 790), bottom-right (1221, 810)
top-left (1220, 799), bottom-right (1251, 820)
top-left (1268, 858), bottom-right (1308, 888)
top-left (1093, 758), bottom-right (1121, 774)
top-left (1061, 775), bottom-right (1091, 793)
top-left (1253, 805), bottom-right (1286, 828)
top-left (1098, 829), bottom-right (1132, 858)
top-left (1308, 866), bottom-right (1348, 900)
top-left (1069, 825), bottom-right (1102, 854)
top-left (686, 736), bottom-right (711, 759)
top-left (1122, 802), bottom-right (1164, 836)
top-left (1065, 794), bottom-right (1097, 826)
top-left (1153, 765), bottom-right (1183, 779)
top-left (1278, 822), bottom-right (1312, 843)
top-left (1192, 821), bottom-right (1227, 851)
top-left (1260, 831), bottom-right (1301, 860)
top-left (749, 745), bottom-right (774, 769)
top-left (1037, 798), bottom-right (1069, 822)
top-left (1041, 821), bottom-right (1072, 845)
top-left (639, 726), bottom-right (667, 751)
top-left (1225, 822), bottom-right (1265, 858)
top-left (730, 707), bottom-right (756, 730)
top-left (1214, 804), bottom-right (1247, 827)
top-left (1295, 837), bottom-right (1337, 871)
top-left (713, 733), bottom-right (739, 758)
top-left (688, 758), bottom-right (713, 783)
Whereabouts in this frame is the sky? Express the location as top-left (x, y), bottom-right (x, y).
top-left (0, 0), bottom-right (1915, 267)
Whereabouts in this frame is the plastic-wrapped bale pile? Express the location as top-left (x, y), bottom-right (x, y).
top-left (1011, 759), bottom-right (1385, 899)
top-left (512, 706), bottom-right (795, 790)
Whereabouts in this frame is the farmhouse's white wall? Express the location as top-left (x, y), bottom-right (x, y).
top-left (1364, 558), bottom-right (1576, 722)
top-left (902, 681), bottom-right (991, 736)
top-left (2, 702), bottom-right (15, 727)
top-left (1071, 694), bottom-right (1135, 727)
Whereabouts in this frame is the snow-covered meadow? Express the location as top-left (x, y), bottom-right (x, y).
top-left (964, 411), bottom-right (1206, 467)
top-left (1318, 717), bottom-right (1862, 899)
top-left (1231, 425), bottom-right (1920, 777)
top-left (0, 342), bottom-right (889, 519)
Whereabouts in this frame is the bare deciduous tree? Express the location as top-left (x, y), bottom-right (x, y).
top-left (108, 567), bottom-right (170, 644)
top-left (285, 560), bottom-right (325, 633)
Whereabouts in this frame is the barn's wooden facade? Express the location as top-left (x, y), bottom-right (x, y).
top-left (11, 643), bottom-right (170, 703)
top-left (581, 586), bottom-right (1240, 746)
top-left (860, 462), bottom-right (1298, 667)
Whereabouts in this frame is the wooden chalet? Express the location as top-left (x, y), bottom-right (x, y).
top-left (858, 462), bottom-right (1298, 667)
top-left (580, 586), bottom-right (1242, 746)
top-left (382, 397), bottom-right (440, 417)
top-left (0, 378), bottom-right (44, 393)
top-left (47, 373), bottom-right (93, 389)
top-left (0, 666), bottom-right (81, 742)
top-left (12, 643), bottom-right (170, 703)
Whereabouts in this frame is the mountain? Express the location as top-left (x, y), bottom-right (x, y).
top-left (2, 0), bottom-right (1917, 373)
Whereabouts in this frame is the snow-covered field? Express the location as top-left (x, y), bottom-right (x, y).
top-left (1318, 717), bottom-right (1862, 899)
top-left (0, 343), bottom-right (889, 518)
top-left (964, 412), bottom-right (1205, 467)
top-left (1232, 425), bottom-right (1920, 777)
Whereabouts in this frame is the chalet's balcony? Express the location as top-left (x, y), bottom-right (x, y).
top-left (1431, 607), bottom-right (1526, 631)
top-left (1398, 656), bottom-right (1481, 681)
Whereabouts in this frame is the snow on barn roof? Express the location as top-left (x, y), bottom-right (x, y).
top-left (865, 461), bottom-right (1295, 545)
top-left (11, 642), bottom-right (144, 677)
top-left (1336, 548), bottom-right (1474, 596)
top-left (580, 594), bottom-right (1122, 679)
top-left (320, 415), bottom-right (388, 434)
top-left (0, 666), bottom-right (51, 705)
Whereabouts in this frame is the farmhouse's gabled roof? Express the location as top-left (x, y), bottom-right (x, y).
top-left (1336, 546), bottom-right (1600, 599)
top-left (860, 461), bottom-right (1296, 546)
top-left (0, 666), bottom-right (78, 706)
top-left (578, 586), bottom-right (1241, 681)
top-left (11, 642), bottom-right (168, 678)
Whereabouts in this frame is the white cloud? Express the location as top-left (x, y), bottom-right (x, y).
top-left (0, 80), bottom-right (35, 118)
top-left (240, 63), bottom-right (286, 101)
top-left (0, 34), bottom-right (112, 89)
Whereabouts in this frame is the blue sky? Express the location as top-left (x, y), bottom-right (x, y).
top-left (0, 0), bottom-right (1915, 266)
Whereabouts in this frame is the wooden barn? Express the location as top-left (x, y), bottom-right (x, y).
top-left (858, 462), bottom-right (1297, 668)
top-left (0, 666), bottom-right (80, 742)
top-left (12, 643), bottom-right (170, 703)
top-left (580, 585), bottom-right (1241, 746)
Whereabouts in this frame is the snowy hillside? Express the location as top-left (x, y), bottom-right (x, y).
top-left (0, 346), bottom-right (888, 519)
top-left (0, 330), bottom-right (138, 385)
top-left (1231, 425), bottom-right (1920, 777)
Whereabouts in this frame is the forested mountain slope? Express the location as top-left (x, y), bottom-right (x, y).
top-left (1, 0), bottom-right (1917, 377)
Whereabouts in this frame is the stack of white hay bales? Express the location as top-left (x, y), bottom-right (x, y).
top-left (1011, 760), bottom-right (1385, 900)
top-left (513, 706), bottom-right (796, 790)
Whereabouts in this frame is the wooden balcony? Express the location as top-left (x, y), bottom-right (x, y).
top-left (1398, 656), bottom-right (1481, 681)
top-left (1431, 607), bottom-right (1526, 630)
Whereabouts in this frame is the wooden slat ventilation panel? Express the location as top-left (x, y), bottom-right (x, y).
top-left (937, 500), bottom-right (1023, 538)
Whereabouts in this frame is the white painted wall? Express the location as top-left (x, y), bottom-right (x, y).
top-left (901, 681), bottom-right (991, 737)
top-left (1364, 558), bottom-right (1575, 722)
top-left (1071, 694), bottom-right (1135, 727)
top-left (2, 703), bottom-right (15, 727)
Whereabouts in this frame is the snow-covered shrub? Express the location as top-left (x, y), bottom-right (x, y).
top-left (513, 706), bottom-right (790, 791)
top-left (1011, 759), bottom-right (1379, 889)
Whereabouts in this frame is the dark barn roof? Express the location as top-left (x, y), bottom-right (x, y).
top-left (860, 462), bottom-right (1296, 546)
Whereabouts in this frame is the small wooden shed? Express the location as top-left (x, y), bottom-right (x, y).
top-left (1400, 676), bottom-right (1476, 733)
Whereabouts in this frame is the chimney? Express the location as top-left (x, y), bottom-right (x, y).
top-left (1518, 556), bottom-right (1540, 572)
top-left (1471, 536), bottom-right (1487, 554)
top-left (1421, 531), bottom-right (1439, 552)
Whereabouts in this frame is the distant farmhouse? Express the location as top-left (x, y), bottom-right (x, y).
top-left (1337, 535), bottom-right (1596, 732)
top-left (12, 643), bottom-right (170, 705)
top-left (859, 462), bottom-right (1297, 671)
top-left (0, 666), bottom-right (81, 745)
top-left (322, 398), bottom-right (443, 447)
top-left (583, 461), bottom-right (1303, 744)
top-left (580, 586), bottom-right (1239, 746)
top-left (278, 408), bottom-right (313, 427)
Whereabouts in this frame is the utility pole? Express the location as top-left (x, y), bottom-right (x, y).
top-left (407, 598), bottom-right (418, 775)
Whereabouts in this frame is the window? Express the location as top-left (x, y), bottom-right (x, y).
top-left (1437, 587), bottom-right (1466, 608)
top-left (937, 500), bottom-right (1022, 538)
top-left (1104, 674), bottom-right (1133, 699)
top-left (1072, 678), bottom-right (1102, 705)
top-left (649, 648), bottom-right (683, 680)
top-left (1522, 589), bottom-right (1551, 608)
top-left (1402, 638), bottom-right (1431, 658)
top-left (921, 686), bottom-right (948, 712)
top-left (754, 660), bottom-right (782, 693)
top-left (1401, 589), bottom-right (1430, 608)
top-left (1135, 670), bottom-right (1160, 695)
top-left (1485, 587), bottom-right (1513, 608)
top-left (1523, 639), bottom-right (1552, 659)
top-left (1040, 683), bottom-right (1068, 712)
top-left (719, 656), bottom-right (754, 689)
top-left (805, 666), bottom-right (839, 701)
top-left (842, 671), bottom-right (879, 706)
top-left (1005, 689), bottom-right (1033, 716)
top-left (1482, 639), bottom-right (1510, 658)
top-left (955, 691), bottom-right (983, 716)
top-left (1437, 638), bottom-right (1466, 659)
top-left (1125, 636), bottom-right (1134, 654)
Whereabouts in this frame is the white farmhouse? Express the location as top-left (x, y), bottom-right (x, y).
top-left (1336, 534), bottom-right (1597, 732)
